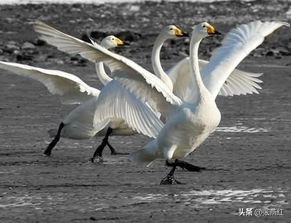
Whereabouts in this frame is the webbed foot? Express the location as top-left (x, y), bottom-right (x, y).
top-left (160, 175), bottom-right (183, 185)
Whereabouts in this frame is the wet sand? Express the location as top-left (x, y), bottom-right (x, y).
top-left (0, 1), bottom-right (291, 222)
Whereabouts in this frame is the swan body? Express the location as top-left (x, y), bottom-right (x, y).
top-left (131, 23), bottom-right (222, 165)
top-left (59, 78), bottom-right (163, 139)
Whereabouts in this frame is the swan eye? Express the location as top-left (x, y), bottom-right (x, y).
top-left (170, 28), bottom-right (173, 30)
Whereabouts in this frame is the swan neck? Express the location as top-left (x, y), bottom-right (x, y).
top-left (190, 35), bottom-right (208, 98)
top-left (95, 62), bottom-right (112, 85)
top-left (151, 34), bottom-right (173, 91)
top-left (96, 43), bottom-right (113, 85)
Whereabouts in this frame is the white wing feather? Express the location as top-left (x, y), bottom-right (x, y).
top-left (220, 69), bottom-right (262, 96)
top-left (33, 21), bottom-right (182, 116)
top-left (0, 61), bottom-right (100, 104)
top-left (167, 57), bottom-right (263, 100)
top-left (202, 20), bottom-right (289, 98)
top-left (93, 80), bottom-right (164, 138)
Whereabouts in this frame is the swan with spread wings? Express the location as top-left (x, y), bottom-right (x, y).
top-left (0, 36), bottom-right (163, 162)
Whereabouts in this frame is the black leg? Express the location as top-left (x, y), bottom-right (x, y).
top-left (90, 138), bottom-right (107, 163)
top-left (160, 160), bottom-right (183, 185)
top-left (104, 128), bottom-right (117, 155)
top-left (44, 122), bottom-right (64, 156)
top-left (166, 159), bottom-right (206, 172)
top-left (90, 127), bottom-right (113, 163)
top-left (107, 141), bottom-right (118, 154)
top-left (107, 141), bottom-right (119, 155)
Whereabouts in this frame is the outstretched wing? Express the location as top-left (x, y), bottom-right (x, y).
top-left (168, 58), bottom-right (263, 101)
top-left (93, 80), bottom-right (164, 138)
top-left (218, 68), bottom-right (262, 96)
top-left (33, 21), bottom-right (183, 117)
top-left (0, 61), bottom-right (100, 104)
top-left (202, 20), bottom-right (289, 98)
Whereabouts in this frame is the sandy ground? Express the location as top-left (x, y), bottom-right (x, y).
top-left (0, 1), bottom-right (291, 222)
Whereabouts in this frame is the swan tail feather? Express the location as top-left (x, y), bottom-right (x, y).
top-left (130, 149), bottom-right (155, 167)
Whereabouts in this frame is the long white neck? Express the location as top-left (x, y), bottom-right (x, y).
top-left (151, 34), bottom-right (173, 91)
top-left (189, 33), bottom-right (208, 100)
top-left (95, 43), bottom-right (112, 86)
top-left (95, 62), bottom-right (112, 85)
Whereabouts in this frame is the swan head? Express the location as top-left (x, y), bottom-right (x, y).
top-left (192, 22), bottom-right (221, 38)
top-left (162, 25), bottom-right (189, 39)
top-left (101, 35), bottom-right (126, 49)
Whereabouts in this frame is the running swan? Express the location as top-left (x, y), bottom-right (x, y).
top-left (33, 20), bottom-right (289, 183)
top-left (0, 36), bottom-right (163, 161)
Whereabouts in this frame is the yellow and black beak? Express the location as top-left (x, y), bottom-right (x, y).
top-left (206, 24), bottom-right (221, 36)
top-left (114, 37), bottom-right (126, 46)
top-left (115, 37), bottom-right (130, 46)
top-left (174, 27), bottom-right (189, 37)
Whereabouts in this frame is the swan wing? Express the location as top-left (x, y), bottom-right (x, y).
top-left (33, 21), bottom-right (182, 116)
top-left (167, 57), bottom-right (263, 100)
top-left (199, 59), bottom-right (264, 96)
top-left (202, 20), bottom-right (289, 98)
top-left (218, 69), bottom-right (263, 96)
top-left (0, 61), bottom-right (100, 104)
top-left (93, 80), bottom-right (164, 138)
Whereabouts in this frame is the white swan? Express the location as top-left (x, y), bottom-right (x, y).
top-left (0, 35), bottom-right (163, 161)
top-left (132, 20), bottom-right (288, 183)
top-left (33, 20), bottom-right (289, 183)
